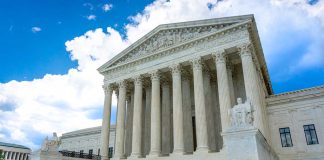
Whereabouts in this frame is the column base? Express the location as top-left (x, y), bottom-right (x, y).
top-left (112, 154), bottom-right (126, 160)
top-left (147, 151), bottom-right (161, 157)
top-left (171, 148), bottom-right (185, 155)
top-left (129, 153), bottom-right (144, 159)
top-left (101, 156), bottom-right (109, 160)
top-left (194, 146), bottom-right (209, 155)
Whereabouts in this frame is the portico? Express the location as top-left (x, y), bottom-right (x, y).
top-left (98, 15), bottom-right (274, 160)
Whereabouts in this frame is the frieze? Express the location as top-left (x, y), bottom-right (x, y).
top-left (111, 23), bottom-right (235, 67)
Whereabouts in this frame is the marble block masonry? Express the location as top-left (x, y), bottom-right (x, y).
top-left (97, 15), bottom-right (324, 160)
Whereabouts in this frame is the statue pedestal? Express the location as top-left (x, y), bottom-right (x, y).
top-left (222, 128), bottom-right (278, 160)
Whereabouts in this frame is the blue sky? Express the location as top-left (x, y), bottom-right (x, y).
top-left (0, 0), bottom-right (323, 150)
top-left (0, 0), bottom-right (153, 83)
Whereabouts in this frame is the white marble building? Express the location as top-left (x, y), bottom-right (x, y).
top-left (59, 125), bottom-right (116, 158)
top-left (35, 126), bottom-right (116, 160)
top-left (0, 142), bottom-right (31, 160)
top-left (97, 15), bottom-right (324, 160)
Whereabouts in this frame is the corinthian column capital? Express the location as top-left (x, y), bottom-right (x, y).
top-left (212, 50), bottom-right (226, 64)
top-left (237, 42), bottom-right (253, 57)
top-left (133, 75), bottom-right (143, 86)
top-left (149, 70), bottom-right (160, 81)
top-left (170, 64), bottom-right (182, 75)
top-left (117, 80), bottom-right (127, 89)
top-left (102, 84), bottom-right (113, 95)
top-left (191, 57), bottom-right (202, 71)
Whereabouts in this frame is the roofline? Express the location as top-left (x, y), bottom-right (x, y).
top-left (97, 14), bottom-right (254, 72)
top-left (61, 125), bottom-right (116, 138)
top-left (0, 142), bottom-right (31, 150)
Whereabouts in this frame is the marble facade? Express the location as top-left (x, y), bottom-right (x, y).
top-left (98, 15), bottom-right (324, 160)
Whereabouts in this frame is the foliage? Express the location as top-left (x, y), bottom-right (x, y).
top-left (0, 150), bottom-right (5, 160)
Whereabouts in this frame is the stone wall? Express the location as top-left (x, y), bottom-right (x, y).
top-left (267, 86), bottom-right (324, 159)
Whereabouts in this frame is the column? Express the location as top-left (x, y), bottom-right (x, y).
top-left (203, 70), bottom-right (217, 152)
top-left (182, 73), bottom-right (194, 153)
top-left (101, 84), bottom-right (113, 160)
top-left (125, 92), bottom-right (134, 157)
top-left (144, 85), bottom-right (151, 155)
top-left (170, 64), bottom-right (185, 154)
top-left (114, 81), bottom-right (127, 159)
top-left (148, 70), bottom-right (161, 156)
top-left (130, 76), bottom-right (144, 158)
top-left (227, 62), bottom-right (236, 107)
top-left (213, 51), bottom-right (232, 132)
top-left (8, 151), bottom-right (12, 160)
top-left (18, 153), bottom-right (21, 160)
top-left (161, 80), bottom-right (172, 155)
top-left (191, 58), bottom-right (209, 153)
top-left (12, 152), bottom-right (16, 160)
top-left (21, 153), bottom-right (25, 160)
top-left (3, 151), bottom-right (7, 160)
top-left (238, 43), bottom-right (265, 134)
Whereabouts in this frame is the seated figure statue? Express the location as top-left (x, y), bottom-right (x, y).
top-left (229, 98), bottom-right (254, 130)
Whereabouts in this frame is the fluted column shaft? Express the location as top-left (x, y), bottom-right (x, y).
top-left (214, 51), bottom-right (232, 132)
top-left (149, 71), bottom-right (161, 156)
top-left (101, 84), bottom-right (113, 160)
top-left (227, 63), bottom-right (236, 107)
top-left (239, 43), bottom-right (265, 133)
top-left (114, 81), bottom-right (127, 159)
top-left (8, 151), bottom-right (11, 160)
top-left (125, 93), bottom-right (134, 156)
top-left (3, 151), bottom-right (7, 160)
top-left (170, 64), bottom-right (185, 154)
top-left (131, 76), bottom-right (144, 157)
top-left (161, 82), bottom-right (172, 155)
top-left (182, 76), bottom-right (194, 153)
top-left (191, 58), bottom-right (209, 152)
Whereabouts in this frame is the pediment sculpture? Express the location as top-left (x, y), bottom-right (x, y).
top-left (229, 98), bottom-right (254, 130)
top-left (110, 23), bottom-right (234, 67)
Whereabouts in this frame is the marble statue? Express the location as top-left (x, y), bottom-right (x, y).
top-left (229, 98), bottom-right (254, 129)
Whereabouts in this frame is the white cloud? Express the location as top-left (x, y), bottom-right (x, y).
top-left (86, 15), bottom-right (96, 20)
top-left (0, 28), bottom-right (126, 150)
top-left (1, 0), bottom-right (323, 150)
top-left (83, 3), bottom-right (94, 10)
top-left (102, 3), bottom-right (113, 12)
top-left (31, 27), bottom-right (41, 33)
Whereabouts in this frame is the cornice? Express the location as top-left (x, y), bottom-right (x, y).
top-left (266, 85), bottom-right (324, 106)
top-left (61, 125), bottom-right (116, 139)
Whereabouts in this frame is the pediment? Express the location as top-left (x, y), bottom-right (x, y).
top-left (98, 15), bottom-right (254, 73)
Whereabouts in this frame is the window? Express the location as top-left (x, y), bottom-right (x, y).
top-left (279, 127), bottom-right (293, 147)
top-left (304, 124), bottom-right (319, 145)
top-left (80, 150), bottom-right (84, 158)
top-left (88, 149), bottom-right (93, 159)
top-left (98, 148), bottom-right (100, 155)
top-left (108, 147), bottom-right (113, 158)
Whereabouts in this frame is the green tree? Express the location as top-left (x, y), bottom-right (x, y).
top-left (0, 150), bottom-right (5, 160)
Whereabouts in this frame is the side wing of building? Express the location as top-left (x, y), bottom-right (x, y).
top-left (267, 86), bottom-right (324, 159)
top-left (59, 125), bottom-right (116, 158)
